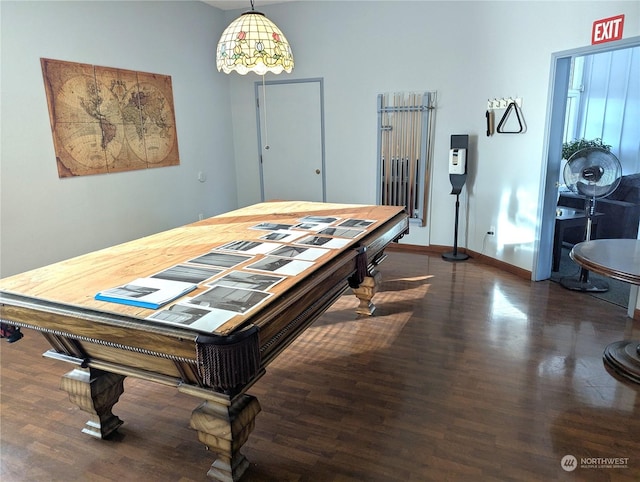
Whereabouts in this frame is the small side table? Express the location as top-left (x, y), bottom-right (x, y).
top-left (552, 207), bottom-right (604, 272)
top-left (570, 239), bottom-right (640, 384)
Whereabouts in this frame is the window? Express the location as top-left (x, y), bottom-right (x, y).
top-left (377, 91), bottom-right (436, 226)
top-left (563, 56), bottom-right (584, 143)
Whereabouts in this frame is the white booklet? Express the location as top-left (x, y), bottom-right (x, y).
top-left (95, 277), bottom-right (197, 310)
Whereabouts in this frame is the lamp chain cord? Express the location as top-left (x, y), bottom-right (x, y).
top-left (262, 75), bottom-right (270, 150)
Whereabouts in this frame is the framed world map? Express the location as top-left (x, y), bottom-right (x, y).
top-left (41, 58), bottom-right (180, 178)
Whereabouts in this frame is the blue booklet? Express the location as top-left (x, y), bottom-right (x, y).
top-left (95, 277), bottom-right (197, 310)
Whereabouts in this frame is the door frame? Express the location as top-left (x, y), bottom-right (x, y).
top-left (534, 35), bottom-right (640, 313)
top-left (254, 77), bottom-right (326, 202)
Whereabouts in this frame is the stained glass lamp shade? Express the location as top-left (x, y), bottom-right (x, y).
top-left (216, 10), bottom-right (294, 75)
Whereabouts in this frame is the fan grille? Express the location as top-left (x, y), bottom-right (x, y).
top-left (563, 147), bottom-right (622, 198)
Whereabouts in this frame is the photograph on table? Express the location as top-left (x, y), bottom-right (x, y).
top-left (298, 215), bottom-right (341, 224)
top-left (215, 240), bottom-right (281, 255)
top-left (338, 218), bottom-right (376, 228)
top-left (188, 251), bottom-right (252, 269)
top-left (245, 256), bottom-right (315, 276)
top-left (207, 270), bottom-right (285, 291)
top-left (184, 285), bottom-right (272, 315)
top-left (292, 222), bottom-right (325, 231)
top-left (147, 302), bottom-right (234, 333)
top-left (258, 230), bottom-right (305, 243)
top-left (150, 264), bottom-right (223, 284)
top-left (250, 222), bottom-right (296, 231)
top-left (268, 245), bottom-right (328, 261)
top-left (318, 227), bottom-right (365, 239)
top-left (294, 235), bottom-right (351, 249)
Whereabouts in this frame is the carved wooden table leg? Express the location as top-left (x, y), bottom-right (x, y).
top-left (352, 269), bottom-right (382, 316)
top-left (189, 394), bottom-right (261, 482)
top-left (59, 367), bottom-right (125, 439)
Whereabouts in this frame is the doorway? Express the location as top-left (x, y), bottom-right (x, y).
top-left (255, 78), bottom-right (325, 202)
top-left (534, 35), bottom-right (640, 313)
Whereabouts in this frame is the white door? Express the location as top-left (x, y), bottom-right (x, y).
top-left (257, 79), bottom-right (325, 202)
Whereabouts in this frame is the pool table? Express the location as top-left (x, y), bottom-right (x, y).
top-left (0, 201), bottom-right (408, 481)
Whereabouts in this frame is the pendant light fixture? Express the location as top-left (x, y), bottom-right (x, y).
top-left (216, 0), bottom-right (294, 76)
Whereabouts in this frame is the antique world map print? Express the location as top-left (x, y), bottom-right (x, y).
top-left (41, 58), bottom-right (180, 177)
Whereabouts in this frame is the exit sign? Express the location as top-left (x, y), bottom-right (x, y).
top-left (592, 14), bottom-right (625, 45)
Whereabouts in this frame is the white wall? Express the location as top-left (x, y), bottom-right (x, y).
top-left (0, 1), bottom-right (236, 277)
top-left (230, 1), bottom-right (640, 272)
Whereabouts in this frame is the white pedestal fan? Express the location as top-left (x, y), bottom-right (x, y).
top-left (560, 147), bottom-right (622, 292)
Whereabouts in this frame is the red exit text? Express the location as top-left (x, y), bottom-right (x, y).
top-left (592, 14), bottom-right (625, 45)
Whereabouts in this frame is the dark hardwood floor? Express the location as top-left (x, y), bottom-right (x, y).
top-left (2, 251), bottom-right (639, 481)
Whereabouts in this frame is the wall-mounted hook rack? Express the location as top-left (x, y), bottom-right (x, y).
top-left (487, 97), bottom-right (523, 110)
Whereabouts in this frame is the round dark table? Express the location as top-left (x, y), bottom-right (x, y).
top-left (570, 239), bottom-right (640, 384)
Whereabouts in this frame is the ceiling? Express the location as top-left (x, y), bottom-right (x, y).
top-left (203, 0), bottom-right (295, 11)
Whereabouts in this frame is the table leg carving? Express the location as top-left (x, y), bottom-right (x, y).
top-left (59, 367), bottom-right (125, 439)
top-left (190, 394), bottom-right (261, 482)
top-left (352, 270), bottom-right (382, 316)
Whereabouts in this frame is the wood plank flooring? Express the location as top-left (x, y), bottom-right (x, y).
top-left (2, 251), bottom-right (639, 481)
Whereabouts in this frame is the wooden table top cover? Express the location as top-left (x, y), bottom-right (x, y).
top-left (0, 201), bottom-right (405, 335)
